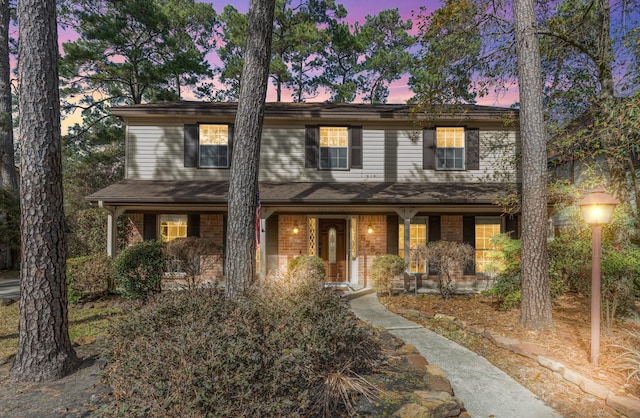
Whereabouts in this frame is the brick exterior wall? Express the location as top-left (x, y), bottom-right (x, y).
top-left (441, 215), bottom-right (463, 241)
top-left (358, 214), bottom-right (387, 286)
top-left (277, 214), bottom-right (308, 273)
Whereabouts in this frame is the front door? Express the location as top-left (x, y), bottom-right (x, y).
top-left (319, 219), bottom-right (347, 282)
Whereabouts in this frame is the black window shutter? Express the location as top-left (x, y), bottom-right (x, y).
top-left (143, 214), bottom-right (157, 241)
top-left (428, 216), bottom-right (441, 241)
top-left (506, 215), bottom-right (519, 239)
top-left (423, 128), bottom-right (436, 169)
top-left (386, 215), bottom-right (399, 255)
top-left (350, 126), bottom-right (363, 169)
top-left (227, 124), bottom-right (234, 167)
top-left (187, 214), bottom-right (201, 237)
top-left (184, 124), bottom-right (199, 167)
top-left (305, 126), bottom-right (318, 168)
top-left (463, 216), bottom-right (476, 275)
top-left (466, 128), bottom-right (480, 170)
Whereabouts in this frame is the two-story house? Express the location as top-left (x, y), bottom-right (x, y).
top-left (87, 102), bottom-right (520, 291)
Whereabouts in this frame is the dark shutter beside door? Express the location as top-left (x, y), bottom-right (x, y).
top-left (187, 214), bottom-right (201, 237)
top-left (227, 124), bottom-right (234, 167)
top-left (386, 215), bottom-right (399, 255)
top-left (350, 126), bottom-right (363, 169)
top-left (423, 128), bottom-right (436, 169)
top-left (143, 214), bottom-right (157, 240)
top-left (465, 128), bottom-right (480, 170)
top-left (428, 216), bottom-right (441, 241)
top-left (184, 124), bottom-right (199, 167)
top-left (506, 215), bottom-right (519, 239)
top-left (305, 126), bottom-right (318, 168)
top-left (463, 216), bottom-right (475, 275)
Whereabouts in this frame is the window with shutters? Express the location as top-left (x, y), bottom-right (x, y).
top-left (436, 127), bottom-right (465, 170)
top-left (319, 127), bottom-right (348, 169)
top-left (199, 124), bottom-right (229, 168)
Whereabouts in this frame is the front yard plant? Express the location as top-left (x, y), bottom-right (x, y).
top-left (103, 270), bottom-right (381, 417)
top-left (371, 254), bottom-right (407, 296)
top-left (112, 239), bottom-right (165, 301)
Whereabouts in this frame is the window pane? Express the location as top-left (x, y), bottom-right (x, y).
top-left (319, 127), bottom-right (348, 169)
top-left (200, 145), bottom-right (228, 167)
top-left (475, 222), bottom-right (501, 273)
top-left (320, 127), bottom-right (348, 147)
top-left (160, 214), bottom-right (188, 242)
top-left (398, 219), bottom-right (427, 273)
top-left (436, 127), bottom-right (465, 170)
top-left (200, 124), bottom-right (228, 145)
top-left (320, 147), bottom-right (347, 169)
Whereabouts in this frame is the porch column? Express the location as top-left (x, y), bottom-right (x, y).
top-left (100, 202), bottom-right (123, 257)
top-left (259, 208), bottom-right (274, 279)
top-left (394, 208), bottom-right (419, 268)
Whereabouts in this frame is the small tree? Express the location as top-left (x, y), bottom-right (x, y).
top-left (113, 240), bottom-right (165, 301)
top-left (412, 241), bottom-right (474, 299)
top-left (164, 237), bottom-right (223, 288)
top-left (370, 254), bottom-right (407, 296)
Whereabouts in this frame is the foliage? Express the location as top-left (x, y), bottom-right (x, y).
top-left (66, 254), bottom-right (114, 303)
top-left (112, 240), bottom-right (165, 301)
top-left (601, 245), bottom-right (640, 329)
top-left (611, 330), bottom-right (640, 384)
top-left (0, 187), bottom-right (19, 268)
top-left (412, 241), bottom-right (474, 299)
top-left (287, 255), bottom-right (325, 283)
top-left (370, 254), bottom-right (407, 296)
top-left (104, 271), bottom-right (381, 416)
top-left (548, 227), bottom-right (592, 294)
top-left (59, 0), bottom-right (217, 120)
top-left (163, 237), bottom-right (223, 287)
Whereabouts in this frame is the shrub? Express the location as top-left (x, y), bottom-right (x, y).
top-left (412, 241), bottom-right (474, 299)
top-left (549, 230), bottom-right (591, 294)
top-left (601, 245), bottom-right (640, 329)
top-left (163, 237), bottom-right (223, 287)
top-left (370, 254), bottom-right (407, 296)
top-left (66, 254), bottom-right (113, 303)
top-left (104, 271), bottom-right (381, 417)
top-left (287, 255), bottom-right (325, 283)
top-left (112, 240), bottom-right (165, 300)
top-left (611, 330), bottom-right (640, 384)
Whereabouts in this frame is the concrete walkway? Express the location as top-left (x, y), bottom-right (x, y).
top-left (349, 292), bottom-right (561, 418)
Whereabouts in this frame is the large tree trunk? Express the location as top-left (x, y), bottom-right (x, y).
top-left (0, 0), bottom-right (17, 191)
top-left (513, 0), bottom-right (553, 329)
top-left (225, 0), bottom-right (275, 299)
top-left (11, 0), bottom-right (79, 381)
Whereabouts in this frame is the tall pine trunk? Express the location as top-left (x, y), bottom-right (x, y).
top-left (225, 0), bottom-right (275, 299)
top-left (514, 0), bottom-right (553, 329)
top-left (11, 0), bottom-right (79, 381)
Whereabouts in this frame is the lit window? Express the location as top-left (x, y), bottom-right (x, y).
top-left (199, 124), bottom-right (229, 168)
top-left (436, 127), bottom-right (464, 170)
top-left (398, 218), bottom-right (427, 273)
top-left (475, 218), bottom-right (501, 273)
top-left (160, 214), bottom-right (188, 242)
top-left (319, 127), bottom-right (348, 169)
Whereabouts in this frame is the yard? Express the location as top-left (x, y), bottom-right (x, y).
top-left (382, 292), bottom-right (640, 418)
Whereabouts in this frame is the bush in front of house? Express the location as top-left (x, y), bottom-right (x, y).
top-left (412, 241), bottom-right (474, 299)
top-left (163, 237), bottom-right (223, 287)
top-left (66, 254), bottom-right (113, 303)
top-left (104, 268), bottom-right (381, 417)
top-left (371, 254), bottom-right (407, 296)
top-left (112, 240), bottom-right (165, 301)
top-left (287, 255), bottom-right (325, 282)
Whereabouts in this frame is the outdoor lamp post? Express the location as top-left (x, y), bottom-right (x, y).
top-left (577, 187), bottom-right (619, 365)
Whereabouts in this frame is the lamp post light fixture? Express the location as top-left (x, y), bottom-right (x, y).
top-left (577, 187), bottom-right (619, 365)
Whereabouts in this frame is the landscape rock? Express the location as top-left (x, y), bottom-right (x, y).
top-left (434, 313), bottom-right (457, 323)
top-left (537, 356), bottom-right (565, 373)
top-left (398, 344), bottom-right (419, 355)
top-left (414, 391), bottom-right (464, 417)
top-left (424, 365), bottom-right (454, 395)
top-left (510, 342), bottom-right (547, 359)
top-left (393, 402), bottom-right (432, 418)
top-left (579, 378), bottom-right (610, 400)
top-left (606, 392), bottom-right (640, 417)
top-left (406, 353), bottom-right (428, 369)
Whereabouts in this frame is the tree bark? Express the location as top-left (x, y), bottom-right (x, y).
top-left (225, 0), bottom-right (275, 299)
top-left (11, 0), bottom-right (80, 381)
top-left (0, 0), bottom-right (17, 191)
top-left (513, 0), bottom-right (553, 329)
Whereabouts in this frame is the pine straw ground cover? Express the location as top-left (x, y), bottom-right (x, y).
top-left (382, 293), bottom-right (640, 418)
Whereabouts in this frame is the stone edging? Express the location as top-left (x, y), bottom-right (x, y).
top-left (429, 312), bottom-right (640, 418)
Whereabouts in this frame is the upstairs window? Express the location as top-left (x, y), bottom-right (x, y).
top-left (319, 127), bottom-right (348, 169)
top-left (436, 127), bottom-right (465, 170)
top-left (199, 124), bottom-right (230, 168)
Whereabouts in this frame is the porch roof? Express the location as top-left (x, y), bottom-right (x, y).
top-left (86, 180), bottom-right (516, 207)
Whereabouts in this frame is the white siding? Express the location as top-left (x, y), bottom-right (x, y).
top-left (126, 122), bottom-right (518, 183)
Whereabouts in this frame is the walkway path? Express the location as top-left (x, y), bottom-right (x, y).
top-left (349, 292), bottom-right (561, 418)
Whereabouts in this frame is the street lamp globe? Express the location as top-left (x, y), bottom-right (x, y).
top-left (577, 187), bottom-right (619, 225)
